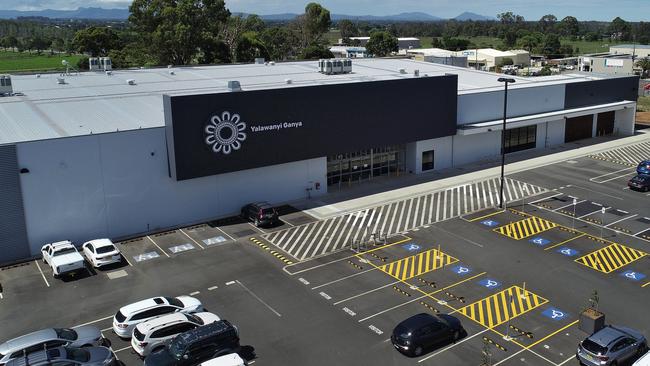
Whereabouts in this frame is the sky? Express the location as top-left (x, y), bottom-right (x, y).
top-left (2, 0), bottom-right (650, 22)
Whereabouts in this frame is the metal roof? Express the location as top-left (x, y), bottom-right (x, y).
top-left (611, 44), bottom-right (650, 50)
top-left (0, 58), bottom-right (614, 145)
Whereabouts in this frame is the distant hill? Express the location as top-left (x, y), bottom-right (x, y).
top-left (0, 7), bottom-right (129, 20)
top-left (454, 12), bottom-right (495, 21)
top-left (256, 12), bottom-right (443, 22)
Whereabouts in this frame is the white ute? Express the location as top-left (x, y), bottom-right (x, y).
top-left (41, 240), bottom-right (87, 277)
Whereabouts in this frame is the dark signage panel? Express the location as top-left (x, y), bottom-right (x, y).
top-left (564, 76), bottom-right (639, 109)
top-left (165, 75), bottom-right (458, 180)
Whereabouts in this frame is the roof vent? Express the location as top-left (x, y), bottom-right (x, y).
top-left (414, 69), bottom-right (420, 77)
top-left (227, 80), bottom-right (242, 92)
top-left (285, 79), bottom-right (293, 84)
top-left (0, 75), bottom-right (13, 95)
top-left (57, 77), bottom-right (66, 85)
top-left (126, 79), bottom-right (136, 85)
top-left (255, 58), bottom-right (265, 64)
top-left (105, 70), bottom-right (112, 76)
top-left (169, 70), bottom-right (175, 75)
top-left (167, 65), bottom-right (173, 68)
top-left (318, 58), bottom-right (352, 75)
top-left (399, 68), bottom-right (407, 74)
top-left (269, 61), bottom-right (276, 66)
top-left (36, 74), bottom-right (41, 78)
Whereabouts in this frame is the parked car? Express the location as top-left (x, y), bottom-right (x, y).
top-left (132, 312), bottom-right (221, 357)
top-left (391, 313), bottom-right (464, 357)
top-left (82, 239), bottom-right (122, 268)
top-left (628, 174), bottom-right (650, 192)
top-left (4, 346), bottom-right (116, 366)
top-left (633, 350), bottom-right (650, 365)
top-left (0, 327), bottom-right (103, 365)
top-left (240, 202), bottom-right (279, 227)
top-left (576, 325), bottom-right (647, 366)
top-left (40, 241), bottom-right (87, 278)
top-left (637, 160), bottom-right (650, 175)
top-left (113, 296), bottom-right (203, 339)
top-left (199, 353), bottom-right (247, 366)
top-left (143, 320), bottom-right (240, 366)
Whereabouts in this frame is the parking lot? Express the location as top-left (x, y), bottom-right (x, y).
top-left (1, 141), bottom-right (649, 366)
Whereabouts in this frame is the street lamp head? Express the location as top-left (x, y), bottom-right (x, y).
top-left (498, 77), bottom-right (516, 83)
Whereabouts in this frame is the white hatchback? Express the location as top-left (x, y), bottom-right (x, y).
top-left (131, 312), bottom-right (220, 357)
top-left (112, 296), bottom-right (203, 338)
top-left (82, 239), bottom-right (122, 268)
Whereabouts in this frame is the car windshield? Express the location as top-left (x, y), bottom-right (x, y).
top-left (53, 248), bottom-right (76, 256)
top-left (261, 208), bottom-right (275, 214)
top-left (115, 311), bottom-right (126, 322)
top-left (583, 339), bottom-right (607, 355)
top-left (65, 347), bottom-right (90, 362)
top-left (185, 313), bottom-right (202, 324)
top-left (54, 328), bottom-right (77, 341)
top-left (168, 339), bottom-right (185, 360)
top-left (96, 245), bottom-right (115, 254)
top-left (394, 325), bottom-right (410, 339)
top-left (165, 297), bottom-right (183, 307)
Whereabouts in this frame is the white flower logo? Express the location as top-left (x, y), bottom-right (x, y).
top-left (204, 111), bottom-right (247, 154)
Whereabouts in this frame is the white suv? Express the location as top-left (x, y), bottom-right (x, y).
top-left (112, 296), bottom-right (203, 338)
top-left (41, 241), bottom-right (87, 277)
top-left (82, 239), bottom-right (122, 268)
top-left (131, 312), bottom-right (220, 356)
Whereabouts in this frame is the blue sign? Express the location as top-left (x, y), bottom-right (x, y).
top-left (478, 278), bottom-right (501, 289)
top-left (481, 220), bottom-right (499, 227)
top-left (529, 237), bottom-right (551, 246)
top-left (557, 247), bottom-right (579, 257)
top-left (621, 270), bottom-right (646, 282)
top-left (451, 265), bottom-right (472, 276)
top-left (402, 243), bottom-right (421, 252)
top-left (542, 307), bottom-right (568, 321)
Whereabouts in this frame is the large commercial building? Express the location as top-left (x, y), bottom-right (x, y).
top-left (579, 52), bottom-right (637, 75)
top-left (459, 48), bottom-right (531, 70)
top-left (610, 44), bottom-right (650, 59)
top-left (0, 58), bottom-right (639, 264)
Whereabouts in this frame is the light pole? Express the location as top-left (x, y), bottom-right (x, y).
top-left (497, 77), bottom-right (516, 209)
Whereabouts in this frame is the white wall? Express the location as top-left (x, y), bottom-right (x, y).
top-left (458, 85), bottom-right (565, 125)
top-left (615, 107), bottom-right (636, 136)
top-left (409, 136), bottom-right (453, 174)
top-left (543, 119), bottom-right (566, 147)
top-left (452, 131), bottom-right (501, 166)
top-left (17, 128), bottom-right (326, 255)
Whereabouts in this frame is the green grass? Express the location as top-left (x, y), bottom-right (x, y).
top-left (637, 96), bottom-right (650, 112)
top-left (0, 51), bottom-right (84, 73)
top-left (560, 39), bottom-right (624, 54)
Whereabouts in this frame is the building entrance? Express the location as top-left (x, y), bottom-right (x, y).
top-left (327, 145), bottom-right (405, 187)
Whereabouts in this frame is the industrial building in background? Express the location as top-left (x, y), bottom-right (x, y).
top-left (0, 57), bottom-right (638, 264)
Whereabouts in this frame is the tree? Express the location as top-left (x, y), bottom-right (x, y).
top-left (502, 29), bottom-right (517, 48)
top-left (129, 0), bottom-right (231, 65)
top-left (51, 37), bottom-right (65, 53)
top-left (1, 35), bottom-right (18, 51)
top-left (260, 27), bottom-right (299, 61)
top-left (296, 3), bottom-right (331, 47)
top-left (29, 36), bottom-right (49, 54)
top-left (585, 32), bottom-right (600, 42)
top-left (517, 35), bottom-right (540, 52)
top-left (497, 12), bottom-right (524, 24)
top-left (338, 19), bottom-right (357, 38)
top-left (199, 38), bottom-right (231, 64)
top-left (559, 16), bottom-right (579, 37)
top-left (72, 27), bottom-right (119, 56)
top-left (299, 44), bottom-right (333, 59)
top-left (235, 31), bottom-right (269, 62)
top-left (538, 14), bottom-right (557, 33)
top-left (244, 14), bottom-right (265, 33)
top-left (636, 58), bottom-right (650, 78)
top-left (441, 37), bottom-right (471, 51)
top-left (366, 31), bottom-right (398, 57)
top-left (609, 16), bottom-right (631, 41)
top-left (541, 34), bottom-right (561, 56)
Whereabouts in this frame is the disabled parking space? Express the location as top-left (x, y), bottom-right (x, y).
top-left (465, 209), bottom-right (530, 231)
top-left (116, 237), bottom-right (165, 265)
top-left (182, 223), bottom-right (234, 247)
top-left (149, 230), bottom-right (202, 256)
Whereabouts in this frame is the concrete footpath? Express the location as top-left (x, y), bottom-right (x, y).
top-left (290, 130), bottom-right (650, 219)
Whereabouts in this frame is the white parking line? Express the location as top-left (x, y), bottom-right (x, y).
top-left (112, 345), bottom-right (132, 353)
top-left (554, 200), bottom-right (586, 211)
top-left (333, 280), bottom-right (400, 305)
top-left (418, 328), bottom-right (489, 363)
top-left (578, 208), bottom-right (608, 219)
top-left (589, 166), bottom-right (636, 182)
top-left (528, 192), bottom-right (563, 204)
top-left (567, 185), bottom-right (624, 200)
top-left (146, 235), bottom-right (170, 257)
top-left (557, 354), bottom-right (576, 366)
top-left (311, 268), bottom-right (377, 290)
top-left (248, 222), bottom-right (267, 234)
top-left (633, 228), bottom-right (649, 236)
top-left (604, 214), bottom-right (637, 227)
top-left (73, 315), bottom-right (114, 328)
top-left (215, 226), bottom-right (236, 242)
top-left (208, 286), bottom-right (219, 291)
top-left (235, 280), bottom-right (281, 317)
top-left (34, 260), bottom-right (50, 287)
top-left (594, 172), bottom-right (635, 184)
top-left (189, 291), bottom-right (200, 296)
top-left (101, 327), bottom-right (112, 332)
top-left (179, 229), bottom-right (205, 249)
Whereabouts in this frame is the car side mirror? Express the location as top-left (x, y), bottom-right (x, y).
top-left (182, 354), bottom-right (189, 360)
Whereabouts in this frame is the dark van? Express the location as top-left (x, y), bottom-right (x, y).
top-left (144, 320), bottom-right (240, 366)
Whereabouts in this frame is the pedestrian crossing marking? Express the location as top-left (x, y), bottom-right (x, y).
top-left (575, 243), bottom-right (646, 273)
top-left (458, 286), bottom-right (548, 328)
top-left (493, 216), bottom-right (558, 240)
top-left (589, 141), bottom-right (650, 166)
top-left (379, 248), bottom-right (458, 280)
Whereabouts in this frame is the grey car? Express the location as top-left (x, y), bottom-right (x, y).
top-left (4, 346), bottom-right (115, 366)
top-left (0, 326), bottom-right (103, 365)
top-left (577, 325), bottom-right (648, 366)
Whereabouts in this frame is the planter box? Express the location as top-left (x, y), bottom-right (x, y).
top-left (579, 308), bottom-right (605, 334)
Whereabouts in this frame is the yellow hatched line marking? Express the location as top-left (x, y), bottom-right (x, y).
top-left (458, 285), bottom-right (548, 328)
top-left (379, 248), bottom-right (458, 280)
top-left (493, 217), bottom-right (557, 240)
top-left (575, 243), bottom-right (646, 273)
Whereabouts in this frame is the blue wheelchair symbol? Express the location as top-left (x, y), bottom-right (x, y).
top-left (542, 307), bottom-right (568, 321)
top-left (451, 265), bottom-right (471, 276)
top-left (557, 247), bottom-right (579, 256)
top-left (529, 237), bottom-right (550, 246)
top-left (620, 270), bottom-right (645, 282)
top-left (402, 243), bottom-right (421, 252)
top-left (478, 279), bottom-right (501, 289)
top-left (481, 220), bottom-right (499, 227)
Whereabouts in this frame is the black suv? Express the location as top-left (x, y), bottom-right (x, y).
top-left (143, 320), bottom-right (240, 366)
top-left (391, 313), bottom-right (464, 357)
top-left (241, 202), bottom-right (279, 227)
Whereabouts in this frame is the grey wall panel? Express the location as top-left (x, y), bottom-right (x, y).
top-left (458, 84), bottom-right (565, 125)
top-left (564, 77), bottom-right (639, 109)
top-left (0, 144), bottom-right (30, 264)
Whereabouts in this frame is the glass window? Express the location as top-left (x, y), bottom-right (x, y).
top-left (422, 150), bottom-right (434, 171)
top-left (504, 125), bottom-right (537, 154)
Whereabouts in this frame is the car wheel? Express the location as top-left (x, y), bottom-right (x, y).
top-left (638, 344), bottom-right (648, 356)
top-left (453, 330), bottom-right (460, 341)
top-left (254, 218), bottom-right (259, 226)
top-left (413, 346), bottom-right (423, 357)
